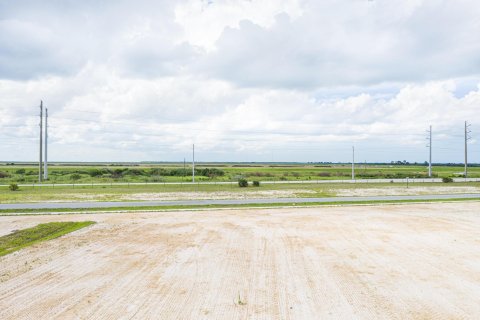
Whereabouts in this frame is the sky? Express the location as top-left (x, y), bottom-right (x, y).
top-left (0, 0), bottom-right (479, 163)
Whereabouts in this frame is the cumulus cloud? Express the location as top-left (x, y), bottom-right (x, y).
top-left (202, 0), bottom-right (480, 88)
top-left (0, 0), bottom-right (479, 162)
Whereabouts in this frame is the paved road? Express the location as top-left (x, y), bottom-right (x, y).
top-left (1, 193), bottom-right (479, 210)
top-left (2, 177), bottom-right (480, 188)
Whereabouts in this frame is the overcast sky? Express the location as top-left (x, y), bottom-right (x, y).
top-left (0, 0), bottom-right (479, 163)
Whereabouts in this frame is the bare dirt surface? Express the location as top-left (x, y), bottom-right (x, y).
top-left (334, 186), bottom-right (480, 197)
top-left (118, 189), bottom-right (317, 201)
top-left (1, 202), bottom-right (480, 319)
top-left (13, 189), bottom-right (317, 203)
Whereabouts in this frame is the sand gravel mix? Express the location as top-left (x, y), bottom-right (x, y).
top-left (1, 202), bottom-right (480, 319)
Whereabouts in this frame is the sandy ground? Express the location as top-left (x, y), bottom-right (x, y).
top-left (334, 186), bottom-right (480, 197)
top-left (18, 189), bottom-right (317, 203)
top-left (118, 189), bottom-right (317, 201)
top-left (1, 203), bottom-right (480, 319)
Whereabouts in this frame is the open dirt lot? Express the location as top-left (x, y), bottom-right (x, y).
top-left (1, 202), bottom-right (480, 319)
top-left (333, 186), bottom-right (480, 197)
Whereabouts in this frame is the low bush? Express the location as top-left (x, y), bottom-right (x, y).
top-left (252, 181), bottom-right (260, 187)
top-left (442, 177), bottom-right (454, 183)
top-left (238, 179), bottom-right (248, 187)
top-left (88, 169), bottom-right (103, 177)
top-left (9, 183), bottom-right (19, 191)
top-left (317, 172), bottom-right (331, 177)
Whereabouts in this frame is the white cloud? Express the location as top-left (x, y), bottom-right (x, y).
top-left (0, 0), bottom-right (479, 162)
top-left (174, 0), bottom-right (303, 50)
top-left (201, 0), bottom-right (480, 88)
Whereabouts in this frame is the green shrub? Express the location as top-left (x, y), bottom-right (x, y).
top-left (88, 169), bottom-right (103, 177)
top-left (0, 171), bottom-right (9, 179)
top-left (70, 173), bottom-right (81, 181)
top-left (9, 183), bottom-right (19, 191)
top-left (442, 177), bottom-right (454, 183)
top-left (15, 169), bottom-right (26, 175)
top-left (238, 179), bottom-right (248, 187)
top-left (252, 181), bottom-right (260, 187)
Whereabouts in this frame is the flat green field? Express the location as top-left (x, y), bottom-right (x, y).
top-left (0, 163), bottom-right (478, 185)
top-left (1, 181), bottom-right (479, 204)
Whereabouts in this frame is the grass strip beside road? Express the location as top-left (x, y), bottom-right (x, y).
top-left (0, 221), bottom-right (95, 256)
top-left (0, 198), bottom-right (479, 215)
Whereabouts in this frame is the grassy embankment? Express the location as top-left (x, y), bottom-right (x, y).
top-left (1, 181), bottom-right (479, 204)
top-left (0, 221), bottom-right (95, 256)
top-left (0, 181), bottom-right (331, 203)
top-left (1, 163), bottom-right (479, 185)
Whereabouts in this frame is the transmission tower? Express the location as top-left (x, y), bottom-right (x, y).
top-left (44, 108), bottom-right (48, 180)
top-left (426, 125), bottom-right (432, 178)
top-left (465, 121), bottom-right (472, 178)
top-left (192, 144), bottom-right (195, 183)
top-left (39, 101), bottom-right (43, 183)
top-left (352, 146), bottom-right (355, 180)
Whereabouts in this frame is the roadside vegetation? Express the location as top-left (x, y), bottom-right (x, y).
top-left (0, 163), bottom-right (479, 185)
top-left (1, 198), bottom-right (479, 216)
top-left (0, 181), bottom-right (478, 204)
top-left (0, 221), bottom-right (95, 256)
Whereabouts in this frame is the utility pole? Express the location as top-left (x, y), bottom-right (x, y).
top-left (352, 146), bottom-right (355, 180)
top-left (44, 108), bottom-right (48, 180)
top-left (192, 144), bottom-right (195, 183)
top-left (39, 101), bottom-right (43, 183)
top-left (465, 121), bottom-right (471, 178)
top-left (427, 125), bottom-right (432, 178)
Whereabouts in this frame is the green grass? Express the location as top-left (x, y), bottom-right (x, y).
top-left (0, 163), bottom-right (479, 185)
top-left (0, 198), bottom-right (478, 216)
top-left (0, 181), bottom-right (478, 204)
top-left (0, 221), bottom-right (95, 256)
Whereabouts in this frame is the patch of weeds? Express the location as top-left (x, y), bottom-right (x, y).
top-left (0, 221), bottom-right (95, 257)
top-left (235, 292), bottom-right (247, 306)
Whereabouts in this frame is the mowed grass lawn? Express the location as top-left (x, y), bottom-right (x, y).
top-left (0, 221), bottom-right (95, 257)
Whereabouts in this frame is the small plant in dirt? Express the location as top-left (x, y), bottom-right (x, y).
top-left (442, 177), bottom-right (454, 183)
top-left (238, 179), bottom-right (248, 187)
top-left (252, 181), bottom-right (260, 187)
top-left (235, 292), bottom-right (247, 306)
top-left (9, 183), bottom-right (19, 191)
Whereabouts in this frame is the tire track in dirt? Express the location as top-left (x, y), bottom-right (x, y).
top-left (1, 203), bottom-right (480, 319)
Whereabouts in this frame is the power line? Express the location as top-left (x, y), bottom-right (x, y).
top-left (38, 101), bottom-right (43, 183)
top-left (44, 108), bottom-right (48, 180)
top-left (426, 125), bottom-right (432, 177)
top-left (465, 121), bottom-right (472, 177)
